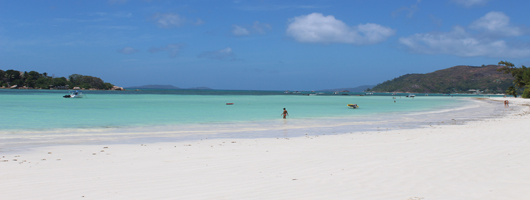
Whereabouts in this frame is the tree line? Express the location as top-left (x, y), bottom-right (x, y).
top-left (0, 69), bottom-right (114, 90)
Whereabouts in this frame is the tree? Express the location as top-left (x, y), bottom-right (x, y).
top-left (1, 69), bottom-right (116, 90)
top-left (498, 61), bottom-right (530, 98)
top-left (506, 86), bottom-right (517, 98)
top-left (5, 69), bottom-right (21, 83)
top-left (103, 82), bottom-right (114, 90)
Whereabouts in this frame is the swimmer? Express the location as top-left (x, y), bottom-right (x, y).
top-left (281, 108), bottom-right (289, 119)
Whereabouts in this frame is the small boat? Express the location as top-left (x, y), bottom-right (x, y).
top-left (406, 94), bottom-right (416, 97)
top-left (226, 103), bottom-right (234, 105)
top-left (347, 104), bottom-right (359, 109)
top-left (63, 90), bottom-right (84, 98)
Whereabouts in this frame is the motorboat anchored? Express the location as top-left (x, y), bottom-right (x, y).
top-left (63, 90), bottom-right (84, 98)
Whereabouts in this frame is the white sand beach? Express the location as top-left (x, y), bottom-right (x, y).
top-left (1, 98), bottom-right (529, 200)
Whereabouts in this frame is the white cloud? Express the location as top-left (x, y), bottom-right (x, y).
top-left (392, 0), bottom-right (422, 18)
top-left (151, 13), bottom-right (185, 28)
top-left (286, 13), bottom-right (395, 45)
top-left (232, 21), bottom-right (271, 36)
top-left (451, 0), bottom-right (489, 7)
top-left (235, 5), bottom-right (325, 11)
top-left (253, 21), bottom-right (271, 34)
top-left (149, 44), bottom-right (185, 57)
top-left (117, 47), bottom-right (139, 54)
top-left (399, 12), bottom-right (530, 58)
top-left (232, 25), bottom-right (250, 36)
top-left (150, 13), bottom-right (203, 28)
top-left (469, 11), bottom-right (522, 36)
top-left (198, 47), bottom-right (237, 61)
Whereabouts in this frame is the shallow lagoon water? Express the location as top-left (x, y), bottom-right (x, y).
top-left (0, 89), bottom-right (512, 151)
top-left (1, 90), bottom-right (462, 130)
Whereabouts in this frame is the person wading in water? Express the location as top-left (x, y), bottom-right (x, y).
top-left (281, 108), bottom-right (289, 119)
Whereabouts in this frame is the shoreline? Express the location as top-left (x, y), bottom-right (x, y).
top-left (0, 97), bottom-right (514, 152)
top-left (1, 98), bottom-right (529, 199)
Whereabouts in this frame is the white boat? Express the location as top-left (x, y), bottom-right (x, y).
top-left (406, 94), bottom-right (415, 97)
top-left (63, 90), bottom-right (84, 98)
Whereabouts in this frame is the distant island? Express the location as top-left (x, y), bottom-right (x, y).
top-left (320, 85), bottom-right (376, 92)
top-left (0, 69), bottom-right (122, 90)
top-left (369, 65), bottom-right (514, 94)
top-left (127, 84), bottom-right (213, 90)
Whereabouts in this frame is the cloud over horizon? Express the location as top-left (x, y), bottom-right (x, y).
top-left (286, 13), bottom-right (395, 45)
top-left (399, 11), bottom-right (530, 58)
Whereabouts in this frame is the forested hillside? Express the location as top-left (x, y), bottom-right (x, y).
top-left (370, 65), bottom-right (514, 93)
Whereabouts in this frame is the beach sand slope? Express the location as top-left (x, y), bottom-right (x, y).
top-left (1, 98), bottom-right (529, 200)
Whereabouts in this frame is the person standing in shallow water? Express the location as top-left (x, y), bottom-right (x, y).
top-left (281, 108), bottom-right (289, 119)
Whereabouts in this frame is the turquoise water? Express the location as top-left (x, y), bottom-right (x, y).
top-left (0, 90), bottom-right (465, 131)
top-left (2, 89), bottom-right (513, 151)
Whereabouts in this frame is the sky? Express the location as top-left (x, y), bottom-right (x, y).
top-left (1, 0), bottom-right (530, 91)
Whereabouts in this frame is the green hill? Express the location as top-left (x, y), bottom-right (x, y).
top-left (370, 65), bottom-right (514, 94)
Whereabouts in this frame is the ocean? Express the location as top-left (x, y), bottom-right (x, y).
top-left (0, 89), bottom-right (510, 151)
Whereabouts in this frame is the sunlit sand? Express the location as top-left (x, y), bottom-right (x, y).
top-left (1, 98), bottom-right (529, 200)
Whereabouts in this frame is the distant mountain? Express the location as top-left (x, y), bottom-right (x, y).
top-left (370, 65), bottom-right (514, 93)
top-left (126, 85), bottom-right (213, 90)
top-left (320, 85), bottom-right (376, 92)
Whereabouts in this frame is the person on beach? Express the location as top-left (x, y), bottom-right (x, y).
top-left (281, 108), bottom-right (289, 119)
top-left (504, 100), bottom-right (509, 107)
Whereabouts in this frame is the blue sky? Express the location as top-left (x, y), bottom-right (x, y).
top-left (1, 0), bottom-right (529, 90)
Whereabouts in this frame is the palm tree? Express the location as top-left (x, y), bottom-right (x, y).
top-left (506, 86), bottom-right (517, 98)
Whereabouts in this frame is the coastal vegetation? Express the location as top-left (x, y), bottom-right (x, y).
top-left (0, 69), bottom-right (114, 90)
top-left (497, 61), bottom-right (530, 98)
top-left (369, 65), bottom-right (514, 94)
